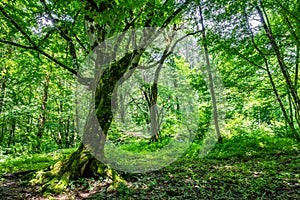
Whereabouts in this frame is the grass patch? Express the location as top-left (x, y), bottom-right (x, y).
top-left (0, 135), bottom-right (299, 199)
top-left (0, 148), bottom-right (75, 176)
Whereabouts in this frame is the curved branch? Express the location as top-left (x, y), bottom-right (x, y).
top-left (40, 0), bottom-right (80, 71)
top-left (0, 3), bottom-right (82, 77)
top-left (0, 40), bottom-right (78, 76)
top-left (0, 6), bottom-right (37, 48)
top-left (0, 40), bottom-right (35, 50)
top-left (161, 0), bottom-right (193, 28)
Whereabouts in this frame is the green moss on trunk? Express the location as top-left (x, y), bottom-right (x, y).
top-left (30, 144), bottom-right (123, 194)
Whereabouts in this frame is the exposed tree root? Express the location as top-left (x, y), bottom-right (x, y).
top-left (30, 144), bottom-right (123, 193)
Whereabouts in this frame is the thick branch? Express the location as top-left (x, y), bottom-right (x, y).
top-left (161, 0), bottom-right (193, 28)
top-left (0, 40), bottom-right (36, 50)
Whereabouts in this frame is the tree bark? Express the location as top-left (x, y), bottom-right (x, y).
top-left (199, 4), bottom-right (223, 143)
top-left (26, 85), bottom-right (32, 134)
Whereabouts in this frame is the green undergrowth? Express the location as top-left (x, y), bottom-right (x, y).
top-left (117, 137), bottom-right (173, 153)
top-left (0, 148), bottom-right (75, 177)
top-left (0, 135), bottom-right (299, 199)
top-left (191, 135), bottom-right (299, 160)
top-left (90, 135), bottom-right (300, 199)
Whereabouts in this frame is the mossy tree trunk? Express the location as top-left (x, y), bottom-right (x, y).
top-left (25, 0), bottom-right (193, 193)
top-left (32, 52), bottom-right (142, 193)
top-left (31, 143), bottom-right (118, 193)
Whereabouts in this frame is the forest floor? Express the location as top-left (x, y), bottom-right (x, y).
top-left (0, 136), bottom-right (299, 199)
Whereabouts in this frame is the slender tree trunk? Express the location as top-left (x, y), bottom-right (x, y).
top-left (256, 3), bottom-right (300, 141)
top-left (149, 83), bottom-right (159, 142)
top-left (295, 46), bottom-right (299, 94)
top-left (244, 7), bottom-right (300, 141)
top-left (0, 67), bottom-right (7, 115)
top-left (65, 108), bottom-right (71, 148)
top-left (199, 5), bottom-right (222, 143)
top-left (57, 99), bottom-right (63, 147)
top-left (257, 4), bottom-right (300, 117)
top-left (265, 63), bottom-right (299, 140)
top-left (26, 85), bottom-right (32, 133)
top-left (142, 63), bottom-right (165, 142)
top-left (36, 71), bottom-right (50, 151)
top-left (277, 0), bottom-right (300, 130)
top-left (7, 115), bottom-right (16, 151)
top-left (293, 46), bottom-right (300, 129)
top-left (71, 119), bottom-right (77, 147)
top-left (0, 118), bottom-right (4, 145)
top-left (0, 67), bottom-right (7, 145)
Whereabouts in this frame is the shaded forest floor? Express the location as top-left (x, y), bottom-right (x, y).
top-left (0, 136), bottom-right (299, 199)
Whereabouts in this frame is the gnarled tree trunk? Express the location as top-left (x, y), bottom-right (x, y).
top-left (32, 51), bottom-right (142, 193)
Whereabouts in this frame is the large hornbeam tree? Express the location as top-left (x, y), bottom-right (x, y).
top-left (0, 0), bottom-right (194, 191)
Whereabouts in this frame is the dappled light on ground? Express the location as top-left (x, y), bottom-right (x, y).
top-left (0, 136), bottom-right (299, 199)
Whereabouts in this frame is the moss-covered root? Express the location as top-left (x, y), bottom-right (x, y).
top-left (30, 144), bottom-right (124, 193)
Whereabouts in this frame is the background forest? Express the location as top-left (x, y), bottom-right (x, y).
top-left (0, 0), bottom-right (299, 199)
